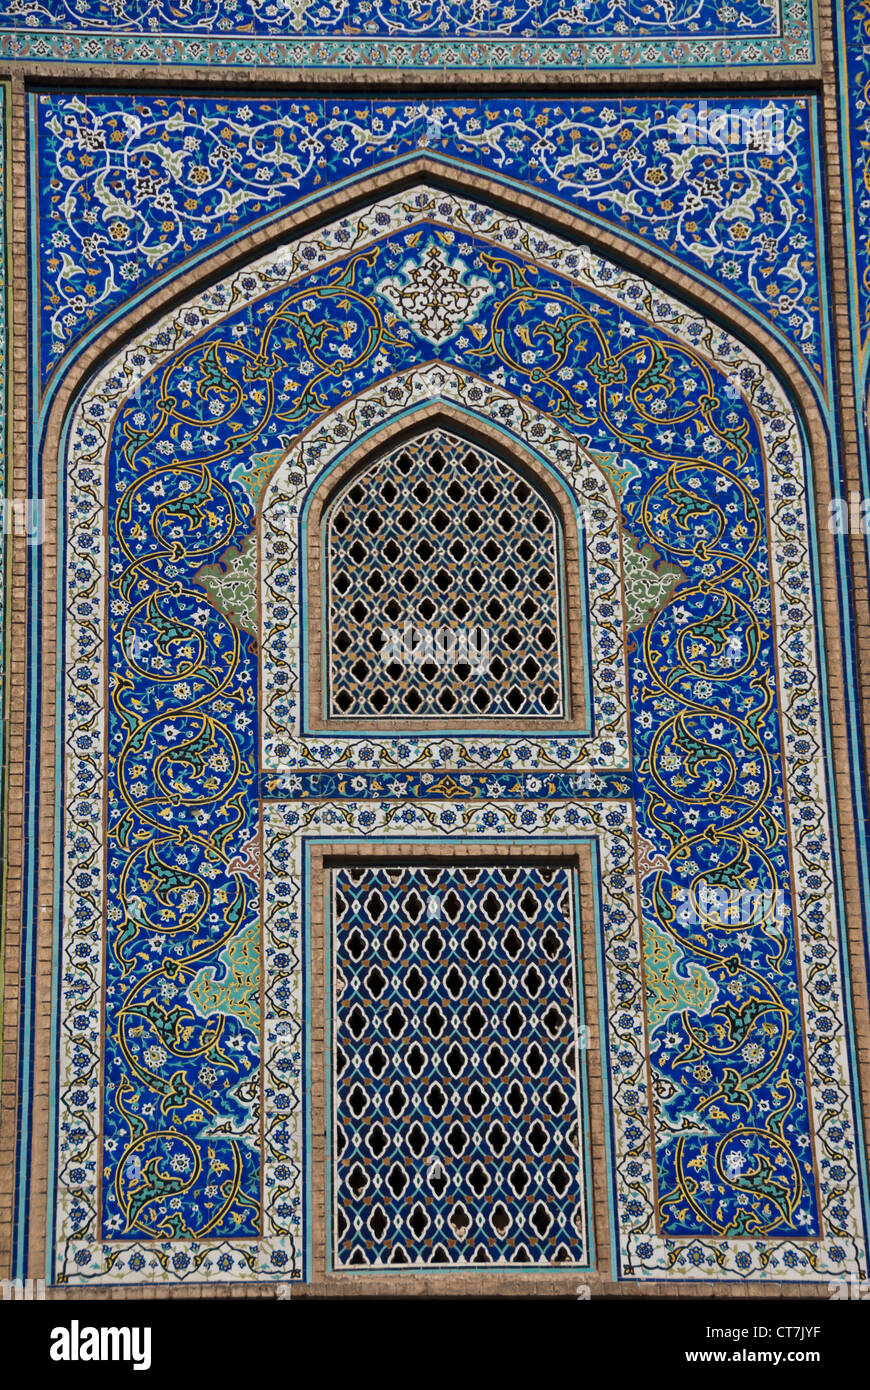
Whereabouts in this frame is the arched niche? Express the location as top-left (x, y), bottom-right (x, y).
top-left (260, 383), bottom-right (626, 764)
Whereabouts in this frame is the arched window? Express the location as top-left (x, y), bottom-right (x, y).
top-left (322, 427), bottom-right (571, 722)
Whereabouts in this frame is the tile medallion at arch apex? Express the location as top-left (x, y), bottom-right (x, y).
top-left (54, 186), bottom-right (866, 1285)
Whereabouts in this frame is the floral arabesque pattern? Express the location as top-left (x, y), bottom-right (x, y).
top-left (34, 95), bottom-right (823, 384)
top-left (55, 190), bottom-right (865, 1285)
top-left (0, 0), bottom-right (814, 70)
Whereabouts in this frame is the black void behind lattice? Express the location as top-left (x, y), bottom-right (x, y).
top-left (331, 863), bottom-right (588, 1269)
top-left (325, 428), bottom-right (567, 718)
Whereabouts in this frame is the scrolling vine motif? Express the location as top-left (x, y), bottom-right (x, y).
top-left (35, 94), bottom-right (822, 383)
top-left (2, 0), bottom-right (813, 71)
top-left (842, 1), bottom-right (870, 348)
top-left (58, 191), bottom-right (860, 1283)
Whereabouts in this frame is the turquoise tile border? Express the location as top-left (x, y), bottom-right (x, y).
top-left (0, 0), bottom-right (815, 70)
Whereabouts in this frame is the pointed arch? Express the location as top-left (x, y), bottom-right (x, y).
top-left (31, 179), bottom-right (869, 1290)
top-left (297, 399), bottom-right (589, 732)
top-left (44, 155), bottom-right (829, 459)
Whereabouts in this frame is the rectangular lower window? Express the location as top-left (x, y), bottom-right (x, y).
top-left (329, 862), bottom-right (589, 1269)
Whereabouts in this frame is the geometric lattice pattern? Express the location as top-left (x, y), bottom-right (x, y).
top-left (54, 184), bottom-right (867, 1285)
top-left (326, 430), bottom-right (565, 718)
top-left (331, 864), bottom-right (587, 1268)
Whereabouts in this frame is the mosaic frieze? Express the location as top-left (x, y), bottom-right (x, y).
top-left (331, 863), bottom-right (589, 1270)
top-left (32, 94), bottom-right (824, 387)
top-left (260, 770), bottom-right (634, 799)
top-left (837, 0), bottom-right (870, 623)
top-left (54, 188), bottom-right (867, 1283)
top-left (839, 2), bottom-right (870, 348)
top-left (0, 0), bottom-right (814, 69)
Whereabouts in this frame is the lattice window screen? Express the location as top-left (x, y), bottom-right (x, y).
top-left (325, 429), bottom-right (567, 719)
